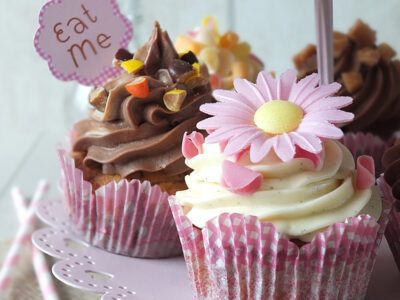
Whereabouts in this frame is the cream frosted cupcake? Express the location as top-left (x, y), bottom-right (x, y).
top-left (169, 70), bottom-right (392, 299)
top-left (175, 16), bottom-right (263, 90)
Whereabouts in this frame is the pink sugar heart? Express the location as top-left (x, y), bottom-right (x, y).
top-left (356, 155), bottom-right (375, 189)
top-left (221, 160), bottom-right (262, 195)
top-left (182, 131), bottom-right (204, 159)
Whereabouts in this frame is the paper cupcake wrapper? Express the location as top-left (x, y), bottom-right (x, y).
top-left (379, 177), bottom-right (400, 271)
top-left (385, 210), bottom-right (400, 271)
top-left (170, 175), bottom-right (392, 299)
top-left (344, 132), bottom-right (400, 270)
top-left (57, 149), bottom-right (182, 258)
top-left (342, 132), bottom-right (393, 176)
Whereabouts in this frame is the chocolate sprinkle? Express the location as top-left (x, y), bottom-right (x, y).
top-left (168, 59), bottom-right (194, 82)
top-left (180, 51), bottom-right (198, 64)
top-left (115, 48), bottom-right (133, 61)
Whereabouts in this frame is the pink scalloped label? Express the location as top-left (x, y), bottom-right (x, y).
top-left (34, 0), bottom-right (133, 86)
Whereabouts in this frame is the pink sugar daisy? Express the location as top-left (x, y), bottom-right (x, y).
top-left (197, 70), bottom-right (354, 163)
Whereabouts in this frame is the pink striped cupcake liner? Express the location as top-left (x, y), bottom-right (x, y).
top-left (169, 175), bottom-right (392, 299)
top-left (57, 148), bottom-right (182, 258)
top-left (379, 177), bottom-right (400, 271)
top-left (342, 132), bottom-right (394, 176)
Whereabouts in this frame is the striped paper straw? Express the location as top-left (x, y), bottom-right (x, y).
top-left (314, 0), bottom-right (334, 85)
top-left (11, 188), bottom-right (27, 224)
top-left (32, 247), bottom-right (59, 300)
top-left (0, 180), bottom-right (48, 295)
top-left (11, 187), bottom-right (59, 300)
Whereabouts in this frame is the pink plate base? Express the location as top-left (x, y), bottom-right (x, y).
top-left (32, 197), bottom-right (192, 300)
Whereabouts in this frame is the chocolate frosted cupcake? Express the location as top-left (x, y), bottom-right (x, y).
top-left (58, 22), bottom-right (213, 258)
top-left (382, 141), bottom-right (400, 270)
top-left (294, 19), bottom-right (400, 138)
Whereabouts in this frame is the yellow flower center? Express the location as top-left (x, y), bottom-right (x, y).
top-left (253, 100), bottom-right (303, 135)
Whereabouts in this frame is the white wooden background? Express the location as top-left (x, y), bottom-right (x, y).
top-left (1, 0), bottom-right (400, 237)
top-left (0, 1), bottom-right (400, 297)
top-left (1, 0), bottom-right (400, 236)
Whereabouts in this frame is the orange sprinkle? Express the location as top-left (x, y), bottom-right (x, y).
top-left (125, 77), bottom-right (149, 98)
top-left (219, 31), bottom-right (239, 49)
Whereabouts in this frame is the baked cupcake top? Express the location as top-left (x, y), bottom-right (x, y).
top-left (382, 141), bottom-right (400, 208)
top-left (71, 22), bottom-right (213, 191)
top-left (176, 70), bottom-right (381, 241)
top-left (293, 19), bottom-right (400, 138)
top-left (175, 16), bottom-right (263, 90)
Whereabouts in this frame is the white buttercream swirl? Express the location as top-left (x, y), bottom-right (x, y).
top-left (176, 139), bottom-right (381, 242)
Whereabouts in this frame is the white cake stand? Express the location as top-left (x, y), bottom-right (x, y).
top-left (32, 197), bottom-right (400, 299)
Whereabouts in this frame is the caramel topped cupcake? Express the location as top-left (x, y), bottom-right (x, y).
top-left (71, 22), bottom-right (213, 193)
top-left (294, 19), bottom-right (400, 138)
top-left (175, 16), bottom-right (263, 90)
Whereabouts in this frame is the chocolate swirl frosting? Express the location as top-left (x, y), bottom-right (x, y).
top-left (72, 22), bottom-right (213, 180)
top-left (293, 19), bottom-right (400, 138)
top-left (382, 142), bottom-right (400, 204)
